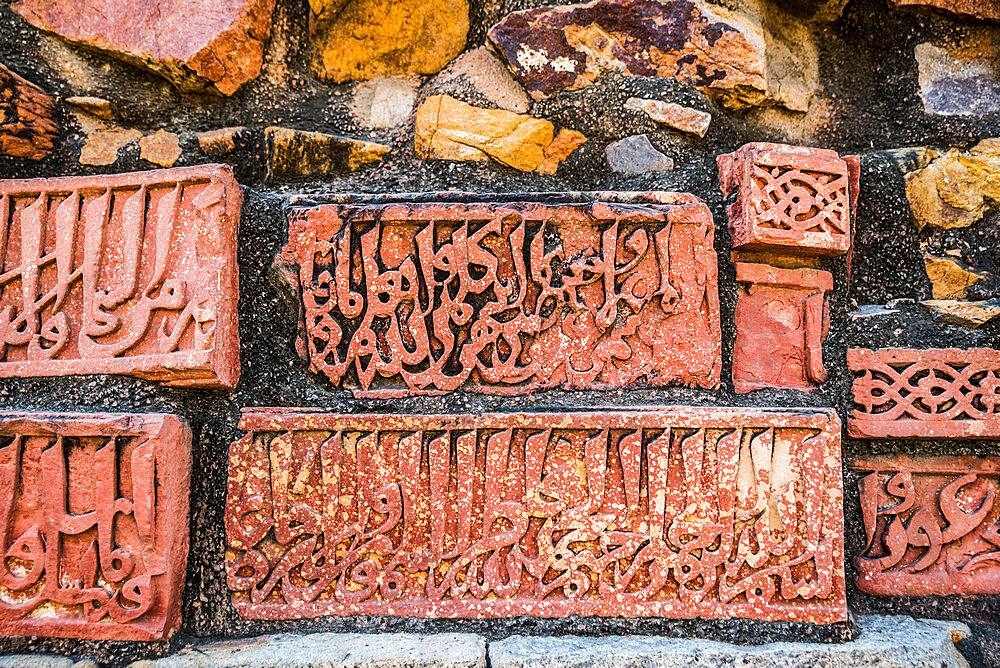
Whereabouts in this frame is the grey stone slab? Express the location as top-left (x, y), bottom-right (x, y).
top-left (489, 616), bottom-right (970, 668)
top-left (605, 134), bottom-right (673, 175)
top-left (0, 657), bottom-right (75, 668)
top-left (916, 42), bottom-right (1000, 116)
top-left (129, 632), bottom-right (486, 668)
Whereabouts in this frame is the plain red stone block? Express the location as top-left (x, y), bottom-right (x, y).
top-left (0, 165), bottom-right (242, 388)
top-left (847, 348), bottom-right (1000, 439)
top-left (852, 455), bottom-right (1000, 596)
top-left (0, 411), bottom-right (191, 640)
top-left (733, 262), bottom-right (832, 393)
top-left (226, 407), bottom-right (846, 624)
top-left (277, 194), bottom-right (721, 395)
top-left (718, 143), bottom-right (859, 257)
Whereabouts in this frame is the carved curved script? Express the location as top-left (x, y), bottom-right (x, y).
top-left (279, 201), bottom-right (721, 396)
top-left (225, 409), bottom-right (845, 623)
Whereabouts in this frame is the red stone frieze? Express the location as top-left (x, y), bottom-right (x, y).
top-left (847, 348), bottom-right (1000, 439)
top-left (0, 411), bottom-right (191, 640)
top-left (718, 143), bottom-right (860, 257)
top-left (277, 195), bottom-right (721, 395)
top-left (225, 407), bottom-right (846, 623)
top-left (852, 455), bottom-right (1000, 596)
top-left (733, 262), bottom-right (832, 393)
top-left (0, 165), bottom-right (241, 388)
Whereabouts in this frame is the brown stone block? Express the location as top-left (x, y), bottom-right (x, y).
top-left (277, 194), bottom-right (721, 395)
top-left (0, 411), bottom-right (191, 640)
top-left (847, 348), bottom-right (1000, 439)
top-left (0, 63), bottom-right (59, 161)
top-left (226, 407), bottom-right (845, 623)
top-left (851, 455), bottom-right (1000, 596)
top-left (0, 165), bottom-right (242, 388)
top-left (733, 262), bottom-right (832, 393)
top-left (718, 143), bottom-right (859, 257)
top-left (891, 0), bottom-right (1000, 22)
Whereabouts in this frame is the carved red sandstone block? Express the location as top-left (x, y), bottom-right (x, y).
top-left (733, 262), bottom-right (832, 393)
top-left (0, 411), bottom-right (191, 640)
top-left (852, 455), bottom-right (1000, 596)
top-left (225, 407), bottom-right (846, 623)
top-left (847, 348), bottom-right (1000, 439)
top-left (718, 143), bottom-right (860, 257)
top-left (277, 194), bottom-right (721, 396)
top-left (0, 165), bottom-right (241, 388)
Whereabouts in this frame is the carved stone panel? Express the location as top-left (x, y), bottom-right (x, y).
top-left (847, 348), bottom-right (1000, 439)
top-left (852, 455), bottom-right (1000, 596)
top-left (0, 165), bottom-right (242, 388)
top-left (225, 407), bottom-right (846, 623)
top-left (733, 263), bottom-right (832, 393)
top-left (0, 411), bottom-right (191, 640)
top-left (718, 143), bottom-right (860, 257)
top-left (277, 194), bottom-right (721, 396)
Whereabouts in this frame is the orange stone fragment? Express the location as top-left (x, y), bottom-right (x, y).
top-left (226, 407), bottom-right (846, 623)
top-left (0, 411), bottom-right (191, 640)
top-left (0, 63), bottom-right (58, 160)
top-left (0, 165), bottom-right (242, 388)
top-left (890, 0), bottom-right (1000, 22)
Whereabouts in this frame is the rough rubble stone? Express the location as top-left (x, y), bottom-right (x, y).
top-left (605, 133), bottom-right (674, 174)
top-left (487, 0), bottom-right (813, 112)
top-left (265, 126), bottom-right (389, 182)
top-left (79, 126), bottom-right (142, 166)
top-left (923, 253), bottom-right (986, 299)
top-left (139, 129), bottom-right (182, 167)
top-left (891, 0), bottom-right (1000, 22)
top-left (0, 657), bottom-right (75, 668)
top-left (129, 631), bottom-right (487, 668)
top-left (198, 126), bottom-right (250, 158)
top-left (489, 616), bottom-right (969, 668)
top-left (905, 139), bottom-right (1000, 230)
top-left (0, 62), bottom-right (58, 160)
top-left (12, 0), bottom-right (277, 96)
top-left (352, 76), bottom-right (420, 129)
top-left (537, 129), bottom-right (588, 175)
top-left (922, 298), bottom-right (1000, 327)
top-left (309, 0), bottom-right (469, 83)
top-left (437, 47), bottom-right (531, 113)
top-left (624, 97), bottom-right (711, 137)
top-left (64, 95), bottom-right (112, 119)
top-left (915, 41), bottom-right (1000, 116)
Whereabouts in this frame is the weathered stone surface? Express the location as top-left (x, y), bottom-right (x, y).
top-left (310, 0), bottom-right (469, 83)
top-left (139, 130), bottom-right (182, 167)
top-left (130, 632), bottom-right (486, 667)
top-left (0, 165), bottom-right (242, 388)
top-left (226, 407), bottom-right (845, 622)
top-left (265, 127), bottom-right (389, 183)
top-left (352, 76), bottom-right (420, 129)
top-left (853, 455), bottom-right (1000, 597)
top-left (922, 299), bottom-right (1000, 327)
top-left (12, 0), bottom-right (276, 96)
top-left (489, 616), bottom-right (969, 668)
top-left (923, 254), bottom-right (987, 299)
top-left (905, 139), bottom-right (1000, 230)
top-left (847, 348), bottom-right (1000, 439)
top-left (414, 95), bottom-right (584, 173)
top-left (198, 126), bottom-right (250, 158)
top-left (915, 41), bottom-right (1000, 116)
top-left (733, 263), bottom-right (832, 393)
top-left (79, 127), bottom-right (142, 167)
top-left (625, 97), bottom-right (711, 138)
top-left (487, 0), bottom-right (812, 112)
top-left (718, 142), bottom-right (859, 257)
top-left (0, 656), bottom-right (75, 668)
top-left (0, 63), bottom-right (58, 160)
top-left (437, 47), bottom-right (531, 113)
top-left (537, 129), bottom-right (588, 175)
top-left (891, 0), bottom-right (1000, 22)
top-left (65, 96), bottom-right (112, 119)
top-left (605, 134), bottom-right (674, 174)
top-left (0, 411), bottom-right (191, 641)
top-left (277, 194), bottom-right (721, 395)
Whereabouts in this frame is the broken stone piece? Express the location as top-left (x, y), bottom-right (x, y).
top-left (487, 0), bottom-right (813, 112)
top-left (352, 77), bottom-right (420, 129)
top-left (0, 63), bottom-right (58, 160)
top-left (905, 139), bottom-right (1000, 230)
top-left (915, 41), bottom-right (1000, 116)
top-left (605, 134), bottom-right (673, 175)
top-left (198, 126), bottom-right (251, 158)
top-left (0, 165), bottom-right (242, 388)
top-left (0, 411), bottom-right (191, 641)
top-left (79, 126), bottom-right (142, 166)
top-left (12, 0), bottom-right (276, 95)
top-left (65, 95), bottom-right (112, 119)
top-left (922, 298), bottom-right (1000, 327)
top-left (624, 97), bottom-right (711, 138)
top-left (437, 47), bottom-right (531, 113)
top-left (891, 0), bottom-right (1000, 22)
top-left (923, 253), bottom-right (986, 299)
top-left (310, 0), bottom-right (469, 82)
top-left (265, 126), bottom-right (389, 182)
top-left (139, 129), bottom-right (182, 167)
top-left (537, 129), bottom-right (588, 175)
top-left (227, 407), bottom-right (844, 622)
top-left (414, 95), bottom-right (584, 173)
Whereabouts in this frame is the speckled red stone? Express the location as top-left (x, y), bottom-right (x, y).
top-left (0, 165), bottom-right (241, 388)
top-left (733, 262), bottom-right (832, 393)
top-left (847, 348), bottom-right (1000, 439)
top-left (225, 407), bottom-right (846, 623)
top-left (0, 411), bottom-right (191, 640)
top-left (718, 143), bottom-right (859, 257)
top-left (277, 194), bottom-right (721, 395)
top-left (852, 455), bottom-right (1000, 596)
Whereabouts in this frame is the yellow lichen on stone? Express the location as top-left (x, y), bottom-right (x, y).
top-left (906, 138), bottom-right (1000, 229)
top-left (923, 254), bottom-right (986, 300)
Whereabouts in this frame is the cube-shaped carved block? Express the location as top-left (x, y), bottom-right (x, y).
top-left (733, 262), bottom-right (832, 393)
top-left (718, 143), bottom-right (860, 256)
top-left (277, 193), bottom-right (721, 395)
top-left (852, 455), bottom-right (1000, 596)
top-left (226, 407), bottom-right (846, 624)
top-left (0, 412), bottom-right (191, 640)
top-left (0, 165), bottom-right (242, 388)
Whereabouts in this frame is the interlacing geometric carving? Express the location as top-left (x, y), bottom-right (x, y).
top-left (750, 164), bottom-right (849, 236)
top-left (225, 409), bottom-right (846, 623)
